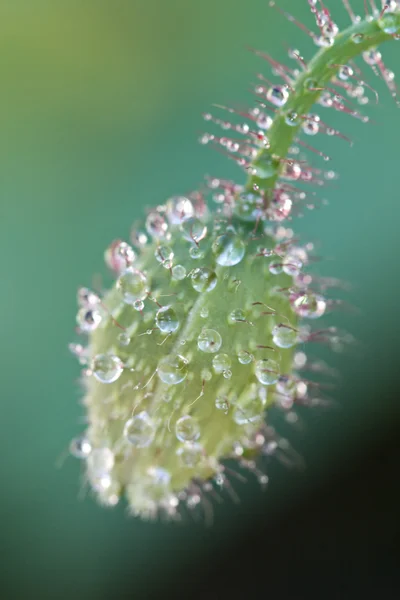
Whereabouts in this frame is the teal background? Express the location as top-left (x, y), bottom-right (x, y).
top-left (1, 1), bottom-right (399, 597)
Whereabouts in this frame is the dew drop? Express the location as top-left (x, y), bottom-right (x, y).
top-left (212, 232), bottom-right (246, 266)
top-left (233, 400), bottom-right (263, 425)
top-left (200, 307), bottom-right (209, 318)
top-left (166, 196), bottom-right (194, 224)
top-left (77, 287), bottom-right (100, 307)
top-left (155, 306), bottom-right (180, 333)
top-left (176, 442), bottom-right (203, 467)
top-left (285, 110), bottom-right (299, 126)
top-left (266, 85), bottom-right (290, 107)
top-left (229, 308), bottom-right (246, 324)
top-left (197, 329), bottom-right (222, 353)
top-left (155, 245), bottom-right (174, 265)
top-left (117, 332), bottom-right (131, 346)
top-left (215, 396), bottom-right (229, 413)
top-left (181, 218), bottom-right (207, 243)
top-left (269, 262), bottom-right (283, 275)
top-left (338, 65), bottom-right (354, 81)
top-left (87, 448), bottom-right (115, 475)
top-left (175, 415), bottom-right (200, 443)
top-left (69, 436), bottom-right (92, 459)
top-left (105, 240), bottom-right (135, 273)
top-left (255, 358), bottom-right (280, 385)
top-left (189, 246), bottom-right (204, 259)
top-left (352, 33), bottom-right (364, 44)
top-left (236, 193), bottom-right (264, 222)
top-left (117, 269), bottom-right (148, 304)
top-left (91, 354), bottom-right (124, 383)
top-left (77, 307), bottom-right (102, 332)
top-left (272, 324), bottom-right (298, 349)
top-left (283, 254), bottom-right (303, 276)
top-left (124, 411), bottom-right (155, 448)
top-left (157, 355), bottom-right (188, 385)
top-left (212, 353), bottom-right (231, 373)
top-left (191, 267), bottom-right (218, 292)
top-left (379, 13), bottom-right (399, 35)
top-left (172, 264), bottom-right (187, 280)
top-left (145, 211), bottom-right (168, 239)
top-left (133, 299), bottom-right (144, 311)
top-left (238, 350), bottom-right (253, 365)
top-left (292, 293), bottom-right (327, 318)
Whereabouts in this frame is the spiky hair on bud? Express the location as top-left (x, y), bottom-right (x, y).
top-left (68, 1), bottom-right (400, 520)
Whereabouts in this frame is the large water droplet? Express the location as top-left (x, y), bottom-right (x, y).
top-left (255, 358), bottom-right (280, 385)
top-left (175, 415), bottom-right (200, 442)
top-left (272, 324), bottom-right (298, 349)
top-left (145, 211), bottom-right (168, 239)
top-left (212, 353), bottom-right (231, 374)
top-left (124, 411), bottom-right (155, 447)
top-left (197, 329), bottom-right (222, 353)
top-left (229, 308), bottom-right (246, 324)
top-left (117, 269), bottom-right (148, 304)
top-left (155, 245), bottom-right (174, 265)
top-left (212, 232), bottom-right (245, 266)
top-left (155, 306), bottom-right (180, 333)
top-left (292, 293), bottom-right (327, 319)
top-left (157, 355), bottom-right (188, 385)
top-left (105, 240), bottom-right (135, 273)
top-left (191, 267), bottom-right (218, 292)
top-left (91, 354), bottom-right (124, 383)
top-left (181, 218), bottom-right (207, 243)
top-left (166, 196), bottom-right (194, 224)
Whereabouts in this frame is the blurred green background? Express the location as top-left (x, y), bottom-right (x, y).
top-left (1, 1), bottom-right (399, 598)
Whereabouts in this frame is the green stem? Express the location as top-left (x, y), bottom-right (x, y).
top-left (246, 13), bottom-right (400, 199)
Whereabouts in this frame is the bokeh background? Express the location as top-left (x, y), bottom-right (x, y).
top-left (1, 1), bottom-right (399, 598)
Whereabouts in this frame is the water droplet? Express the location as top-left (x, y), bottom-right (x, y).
top-left (266, 85), bottom-right (290, 107)
top-left (379, 13), bottom-right (399, 35)
top-left (352, 33), bottom-right (364, 44)
top-left (176, 442), bottom-right (203, 467)
top-left (338, 65), bottom-right (354, 81)
top-left (292, 293), bottom-right (327, 319)
top-left (236, 193), bottom-right (264, 222)
top-left (181, 218), bottom-right (207, 243)
top-left (105, 240), bottom-right (135, 273)
top-left (145, 211), bottom-right (168, 239)
top-left (191, 268), bottom-right (218, 292)
top-left (285, 110), bottom-right (299, 126)
top-left (166, 196), bottom-right (194, 224)
top-left (215, 396), bottom-right (229, 413)
top-left (155, 306), bottom-right (180, 333)
top-left (87, 447), bottom-right (115, 475)
top-left (69, 436), bottom-right (91, 458)
top-left (283, 254), bottom-right (303, 276)
top-left (172, 264), bottom-right (187, 280)
top-left (77, 287), bottom-right (99, 307)
top-left (303, 114), bottom-right (320, 136)
top-left (255, 358), bottom-right (280, 385)
top-left (77, 307), bottom-right (102, 332)
top-left (155, 245), bottom-right (174, 265)
top-left (198, 329), bottom-right (222, 353)
top-left (157, 355), bottom-right (188, 385)
top-left (363, 49), bottom-right (382, 65)
top-left (233, 400), bottom-right (263, 425)
top-left (269, 262), bottom-right (283, 275)
top-left (91, 354), bottom-right (124, 383)
top-left (223, 370), bottom-right (232, 379)
top-left (270, 192), bottom-right (292, 221)
top-left (133, 299), bottom-right (144, 311)
top-left (272, 324), bottom-right (298, 349)
top-left (117, 269), bottom-right (148, 304)
top-left (238, 350), bottom-right (253, 365)
top-left (200, 307), bottom-right (209, 318)
top-left (175, 415), bottom-right (200, 442)
top-left (212, 232), bottom-right (245, 266)
top-left (252, 155), bottom-right (278, 179)
top-left (281, 161), bottom-right (302, 181)
top-left (304, 78), bottom-right (318, 91)
top-left (189, 246), bottom-right (204, 259)
top-left (124, 411), bottom-right (155, 447)
top-left (256, 112), bottom-right (273, 130)
top-left (229, 308), bottom-right (246, 324)
top-left (212, 353), bottom-right (231, 373)
top-left (118, 332), bottom-right (131, 346)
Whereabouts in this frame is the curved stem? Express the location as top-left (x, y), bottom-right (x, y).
top-left (246, 13), bottom-right (400, 199)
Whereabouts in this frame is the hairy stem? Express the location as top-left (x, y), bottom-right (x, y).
top-left (246, 13), bottom-right (400, 198)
